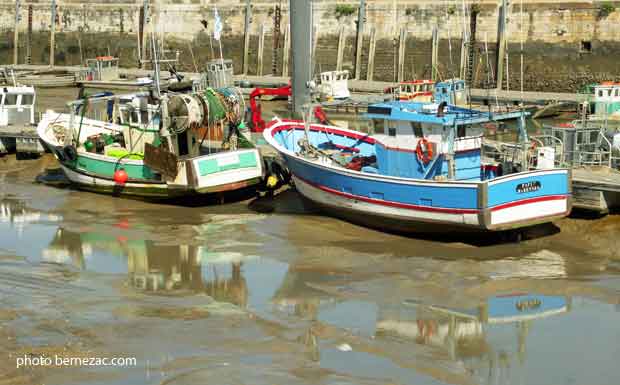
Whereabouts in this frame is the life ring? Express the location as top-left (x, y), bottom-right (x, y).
top-left (62, 145), bottom-right (78, 162)
top-left (416, 138), bottom-right (433, 164)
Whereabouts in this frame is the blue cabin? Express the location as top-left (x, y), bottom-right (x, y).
top-left (365, 101), bottom-right (525, 181)
top-left (433, 78), bottom-right (468, 106)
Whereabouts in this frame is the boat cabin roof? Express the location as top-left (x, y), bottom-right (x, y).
top-left (594, 83), bottom-right (620, 100)
top-left (87, 56), bottom-right (118, 63)
top-left (0, 86), bottom-right (35, 106)
top-left (366, 101), bottom-right (524, 126)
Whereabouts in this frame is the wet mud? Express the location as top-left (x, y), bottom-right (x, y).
top-left (0, 152), bottom-right (619, 385)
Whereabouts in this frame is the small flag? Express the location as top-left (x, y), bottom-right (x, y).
top-left (213, 7), bottom-right (223, 41)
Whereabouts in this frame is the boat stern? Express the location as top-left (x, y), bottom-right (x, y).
top-left (480, 169), bottom-right (572, 230)
top-left (172, 149), bottom-right (264, 193)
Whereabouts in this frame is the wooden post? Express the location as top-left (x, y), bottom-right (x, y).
top-left (459, 31), bottom-right (467, 80)
top-left (50, 0), bottom-right (56, 67)
top-left (282, 23), bottom-right (290, 76)
top-left (242, 0), bottom-right (252, 75)
top-left (13, 0), bottom-right (20, 65)
top-left (397, 27), bottom-right (406, 82)
top-left (311, 24), bottom-right (319, 74)
top-left (77, 27), bottom-right (84, 66)
top-left (272, 4), bottom-right (281, 75)
top-left (366, 27), bottom-right (376, 81)
top-left (431, 26), bottom-right (439, 81)
top-left (26, 4), bottom-right (32, 64)
top-left (354, 0), bottom-right (366, 79)
top-left (336, 26), bottom-right (345, 71)
top-left (141, 0), bottom-right (149, 69)
top-left (257, 23), bottom-right (265, 76)
top-left (496, 0), bottom-right (508, 90)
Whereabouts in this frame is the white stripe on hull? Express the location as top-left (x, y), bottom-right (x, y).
top-left (293, 175), bottom-right (480, 227)
top-left (490, 198), bottom-right (568, 226)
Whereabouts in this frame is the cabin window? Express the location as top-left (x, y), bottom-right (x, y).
top-left (371, 118), bottom-right (384, 134)
top-left (609, 89), bottom-right (613, 97)
top-left (598, 90), bottom-right (603, 97)
top-left (21, 94), bottom-right (34, 105)
top-left (616, 89), bottom-right (619, 97)
top-left (581, 41), bottom-right (592, 53)
top-left (140, 110), bottom-right (149, 125)
top-left (388, 127), bottom-right (396, 136)
top-left (410, 122), bottom-right (423, 137)
top-left (131, 110), bottom-right (139, 125)
top-left (442, 87), bottom-right (447, 94)
top-left (4, 94), bottom-right (17, 105)
top-left (457, 125), bottom-right (467, 138)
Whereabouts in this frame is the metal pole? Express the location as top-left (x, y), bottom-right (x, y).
top-left (243, 0), bottom-right (252, 75)
top-left (354, 0), bottom-right (366, 80)
top-left (13, 0), bottom-right (20, 65)
top-left (290, 0), bottom-right (313, 116)
top-left (50, 0), bottom-right (56, 67)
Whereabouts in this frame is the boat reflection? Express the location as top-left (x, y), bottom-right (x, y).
top-left (43, 227), bottom-right (248, 307)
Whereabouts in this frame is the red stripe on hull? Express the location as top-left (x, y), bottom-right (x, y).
top-left (490, 195), bottom-right (567, 211)
top-left (294, 174), bottom-right (479, 215)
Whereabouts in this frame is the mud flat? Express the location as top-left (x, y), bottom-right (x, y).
top-left (0, 153), bottom-right (618, 385)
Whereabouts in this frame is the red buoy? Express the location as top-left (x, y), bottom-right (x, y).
top-left (113, 169), bottom-right (128, 184)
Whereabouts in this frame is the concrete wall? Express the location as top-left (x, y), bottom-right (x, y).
top-left (2, 1), bottom-right (620, 91)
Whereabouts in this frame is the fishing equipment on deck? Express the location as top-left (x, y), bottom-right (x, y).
top-left (165, 87), bottom-right (244, 138)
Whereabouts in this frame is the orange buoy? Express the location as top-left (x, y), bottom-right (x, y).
top-left (113, 169), bottom-right (128, 185)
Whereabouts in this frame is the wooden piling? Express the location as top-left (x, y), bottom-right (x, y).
top-left (13, 0), bottom-right (20, 65)
top-left (282, 23), bottom-right (290, 76)
top-left (496, 0), bottom-right (508, 90)
top-left (140, 0), bottom-right (149, 69)
top-left (459, 31), bottom-right (467, 80)
top-left (26, 4), bottom-right (32, 64)
top-left (367, 27), bottom-right (376, 81)
top-left (312, 24), bottom-right (319, 74)
top-left (242, 0), bottom-right (252, 75)
top-left (50, 0), bottom-right (56, 67)
top-left (336, 26), bottom-right (346, 71)
top-left (272, 4), bottom-right (281, 75)
top-left (354, 0), bottom-right (366, 79)
top-left (431, 26), bottom-right (439, 81)
top-left (257, 24), bottom-right (265, 76)
top-left (397, 28), bottom-right (406, 83)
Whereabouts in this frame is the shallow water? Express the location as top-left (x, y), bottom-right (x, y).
top-left (0, 152), bottom-right (619, 385)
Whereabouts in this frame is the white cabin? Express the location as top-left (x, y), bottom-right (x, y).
top-left (0, 86), bottom-right (36, 127)
top-left (317, 70), bottom-right (350, 100)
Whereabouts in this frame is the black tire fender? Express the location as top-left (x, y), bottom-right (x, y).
top-left (62, 145), bottom-right (78, 162)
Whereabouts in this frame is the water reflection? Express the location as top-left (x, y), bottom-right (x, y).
top-left (43, 227), bottom-right (248, 307)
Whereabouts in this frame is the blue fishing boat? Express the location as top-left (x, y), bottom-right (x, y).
top-left (264, 101), bottom-right (572, 234)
